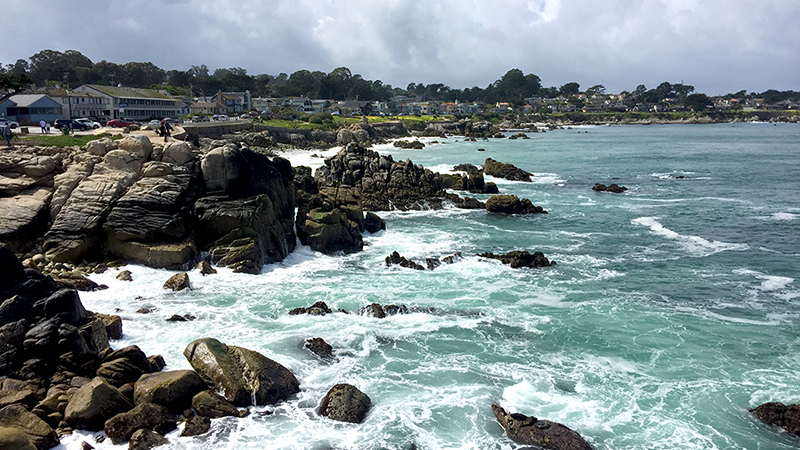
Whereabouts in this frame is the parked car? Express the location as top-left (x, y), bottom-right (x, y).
top-left (75, 118), bottom-right (101, 129)
top-left (0, 119), bottom-right (20, 129)
top-left (107, 118), bottom-right (135, 128)
top-left (88, 116), bottom-right (108, 126)
top-left (165, 117), bottom-right (183, 125)
top-left (54, 119), bottom-right (90, 131)
top-left (212, 114), bottom-right (229, 121)
top-left (192, 115), bottom-right (210, 122)
top-left (240, 114), bottom-right (251, 119)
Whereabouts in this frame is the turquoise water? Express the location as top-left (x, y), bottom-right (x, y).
top-left (70, 123), bottom-right (800, 449)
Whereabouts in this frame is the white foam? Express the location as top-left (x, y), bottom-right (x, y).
top-left (278, 146), bottom-right (341, 172)
top-left (771, 212), bottom-right (797, 221)
top-left (632, 217), bottom-right (749, 256)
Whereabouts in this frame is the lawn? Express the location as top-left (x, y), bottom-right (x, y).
top-left (16, 132), bottom-right (122, 148)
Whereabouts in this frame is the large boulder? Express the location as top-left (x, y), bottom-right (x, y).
top-left (133, 370), bottom-right (206, 413)
top-left (163, 273), bottom-right (190, 291)
top-left (485, 194), bottom-right (546, 214)
top-left (104, 402), bottom-right (173, 445)
top-left (297, 186), bottom-right (365, 255)
top-left (750, 402), bottom-right (800, 436)
top-left (0, 427), bottom-right (36, 450)
top-left (0, 187), bottom-right (52, 254)
top-left (128, 428), bottom-right (168, 450)
top-left (483, 158), bottom-right (533, 182)
top-left (195, 147), bottom-right (296, 273)
top-left (63, 377), bottom-right (133, 431)
top-left (492, 404), bottom-right (592, 450)
top-left (183, 337), bottom-right (300, 407)
top-left (0, 404), bottom-right (58, 450)
top-left (191, 390), bottom-right (243, 418)
top-left (478, 250), bottom-right (555, 268)
top-left (318, 384), bottom-right (371, 424)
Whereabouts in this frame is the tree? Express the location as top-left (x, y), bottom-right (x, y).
top-left (29, 49), bottom-right (93, 86)
top-left (585, 84), bottom-right (606, 96)
top-left (559, 82), bottom-right (580, 97)
top-left (684, 93), bottom-right (712, 111)
top-left (6, 59), bottom-right (29, 76)
top-left (189, 65), bottom-right (209, 78)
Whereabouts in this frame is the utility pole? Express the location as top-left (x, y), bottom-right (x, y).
top-left (64, 73), bottom-right (73, 131)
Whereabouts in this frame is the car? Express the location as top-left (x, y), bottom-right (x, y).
top-left (165, 117), bottom-right (183, 125)
top-left (75, 118), bottom-right (101, 129)
top-left (0, 119), bottom-right (20, 129)
top-left (192, 115), bottom-right (210, 122)
top-left (107, 118), bottom-right (135, 128)
top-left (240, 114), bottom-right (251, 119)
top-left (53, 119), bottom-right (90, 131)
top-left (213, 114), bottom-right (229, 121)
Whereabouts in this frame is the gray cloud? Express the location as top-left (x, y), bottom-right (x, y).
top-left (2, 0), bottom-right (798, 94)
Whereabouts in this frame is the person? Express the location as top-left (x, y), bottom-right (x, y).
top-left (45, 122), bottom-right (50, 134)
top-left (2, 123), bottom-right (13, 147)
top-left (39, 120), bottom-right (47, 133)
top-left (159, 120), bottom-right (173, 142)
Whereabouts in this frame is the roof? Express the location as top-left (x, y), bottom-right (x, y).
top-left (81, 84), bottom-right (174, 100)
top-left (6, 94), bottom-right (62, 107)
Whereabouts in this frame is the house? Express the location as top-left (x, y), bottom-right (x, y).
top-left (74, 85), bottom-right (181, 120)
top-left (457, 103), bottom-right (481, 114)
top-left (253, 97), bottom-right (278, 112)
top-left (211, 90), bottom-right (251, 113)
top-left (280, 97), bottom-right (314, 113)
top-left (35, 88), bottom-right (107, 119)
top-left (191, 101), bottom-right (227, 115)
top-left (0, 94), bottom-right (63, 125)
top-left (493, 102), bottom-right (512, 113)
top-left (441, 102), bottom-right (458, 114)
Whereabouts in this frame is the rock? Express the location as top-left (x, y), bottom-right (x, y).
top-left (0, 426), bottom-right (37, 450)
top-left (51, 273), bottom-right (105, 292)
top-left (180, 415), bottom-right (210, 437)
top-left (163, 273), bottom-right (190, 291)
top-left (161, 142), bottom-right (195, 166)
top-left (183, 337), bottom-right (300, 407)
top-left (478, 251), bottom-right (555, 268)
top-left (133, 371), bottom-right (206, 413)
top-left (293, 165), bottom-right (317, 195)
top-left (305, 338), bottom-right (333, 359)
top-left (358, 303), bottom-right (408, 318)
top-left (0, 404), bottom-right (59, 450)
top-left (64, 377), bottom-right (133, 430)
top-left (485, 195), bottom-right (546, 214)
top-left (483, 158), bottom-right (533, 182)
top-left (592, 183), bottom-right (627, 193)
top-left (318, 384), bottom-right (371, 424)
top-left (85, 138), bottom-right (115, 156)
top-left (196, 261), bottom-right (216, 276)
top-left (104, 403), bottom-right (173, 444)
top-left (393, 140), bottom-right (425, 149)
top-left (385, 251), bottom-right (425, 270)
top-left (128, 428), bottom-right (168, 450)
top-left (297, 186), bottom-right (365, 255)
top-left (0, 187), bottom-right (53, 254)
top-left (364, 212), bottom-right (386, 233)
top-left (750, 402), bottom-right (800, 436)
top-left (95, 313), bottom-right (123, 340)
top-left (492, 404), bottom-right (592, 450)
top-left (116, 270), bottom-right (133, 282)
top-left (288, 301), bottom-right (333, 316)
top-left (191, 390), bottom-right (243, 419)
top-left (147, 356), bottom-right (166, 373)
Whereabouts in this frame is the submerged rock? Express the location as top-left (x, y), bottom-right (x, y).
top-left (750, 402), bottom-right (800, 436)
top-left (492, 404), bottom-right (592, 450)
top-left (162, 273), bottom-right (189, 291)
top-left (305, 337), bottom-right (333, 359)
top-left (478, 250), bottom-right (555, 268)
top-left (592, 183), bottom-right (627, 193)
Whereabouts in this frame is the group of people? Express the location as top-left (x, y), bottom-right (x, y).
top-left (39, 120), bottom-right (52, 134)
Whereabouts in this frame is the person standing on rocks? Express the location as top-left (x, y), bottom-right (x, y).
top-left (159, 119), bottom-right (173, 142)
top-left (2, 123), bottom-right (12, 147)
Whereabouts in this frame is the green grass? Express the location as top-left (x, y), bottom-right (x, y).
top-left (17, 132), bottom-right (122, 147)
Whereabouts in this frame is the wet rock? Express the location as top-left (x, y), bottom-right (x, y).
top-left (492, 404), bottom-right (592, 450)
top-left (104, 403), bottom-right (173, 445)
top-left (51, 273), bottom-right (106, 292)
top-left (592, 183), bottom-right (627, 193)
top-left (318, 384), bottom-right (371, 424)
top-left (0, 404), bottom-right (59, 450)
top-left (485, 195), bottom-right (546, 214)
top-left (477, 250), bottom-right (555, 268)
top-left (358, 303), bottom-right (408, 318)
top-left (393, 140), bottom-right (425, 149)
top-left (364, 212), bottom-right (386, 233)
top-left (750, 402), bottom-right (800, 436)
top-left (0, 426), bottom-right (37, 450)
top-left (180, 415), bottom-right (210, 437)
top-left (183, 337), bottom-right (300, 407)
top-left (385, 251), bottom-right (425, 270)
top-left (162, 273), bottom-right (189, 291)
top-left (483, 158), bottom-right (533, 181)
top-left (191, 390), bottom-right (244, 419)
top-left (94, 313), bottom-right (123, 340)
top-left (196, 261), bottom-right (216, 276)
top-left (63, 377), bottom-right (133, 431)
top-left (305, 338), bottom-right (333, 359)
top-left (116, 270), bottom-right (133, 282)
top-left (288, 301), bottom-right (333, 316)
top-left (128, 428), bottom-right (168, 450)
top-left (134, 370), bottom-right (206, 413)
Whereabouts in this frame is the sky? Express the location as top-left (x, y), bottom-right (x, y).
top-left (2, 0), bottom-right (798, 95)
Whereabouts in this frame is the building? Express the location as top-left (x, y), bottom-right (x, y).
top-left (211, 90), bottom-right (251, 113)
top-left (0, 94), bottom-right (63, 125)
top-left (253, 97), bottom-right (278, 112)
top-left (74, 85), bottom-right (181, 120)
top-left (190, 101), bottom-right (227, 116)
top-left (36, 88), bottom-right (107, 119)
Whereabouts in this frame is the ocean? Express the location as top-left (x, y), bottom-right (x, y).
top-left (64, 123), bottom-right (800, 449)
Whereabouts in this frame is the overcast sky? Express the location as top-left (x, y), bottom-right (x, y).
top-left (2, 0), bottom-right (798, 95)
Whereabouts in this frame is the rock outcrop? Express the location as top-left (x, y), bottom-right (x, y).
top-left (483, 158), bottom-right (533, 182)
top-left (318, 384), bottom-right (371, 424)
top-left (478, 250), bottom-right (555, 268)
top-left (592, 183), bottom-right (627, 193)
top-left (485, 195), bottom-right (546, 214)
top-left (314, 142), bottom-right (478, 211)
top-left (492, 404), bottom-right (592, 450)
top-left (750, 402), bottom-right (800, 437)
top-left (183, 338), bottom-right (300, 407)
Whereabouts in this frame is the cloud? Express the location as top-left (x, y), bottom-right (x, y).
top-left (1, 0), bottom-right (798, 94)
